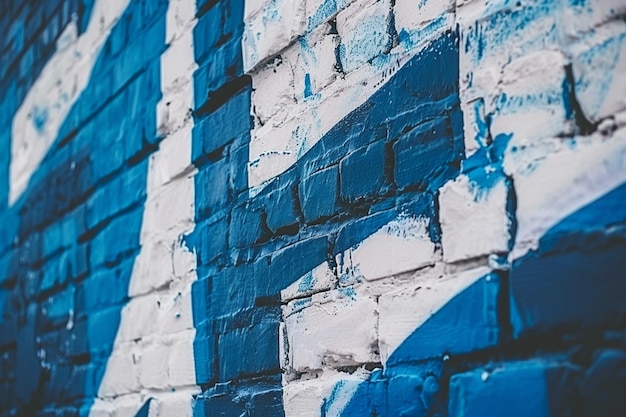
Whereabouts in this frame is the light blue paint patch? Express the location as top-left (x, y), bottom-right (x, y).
top-left (262, 0), bottom-right (284, 26)
top-left (307, 0), bottom-right (337, 32)
top-left (340, 14), bottom-right (391, 73)
top-left (575, 33), bottom-right (625, 119)
top-left (473, 98), bottom-right (490, 148)
top-left (338, 286), bottom-right (357, 301)
top-left (465, 0), bottom-right (557, 65)
top-left (304, 73), bottom-right (313, 98)
top-left (298, 36), bottom-right (318, 67)
top-left (297, 270), bottom-right (317, 293)
top-left (398, 14), bottom-right (449, 51)
top-left (33, 105), bottom-right (49, 133)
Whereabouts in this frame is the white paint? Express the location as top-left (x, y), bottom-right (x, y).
top-left (242, 0), bottom-right (307, 72)
top-left (283, 369), bottom-right (369, 417)
top-left (490, 50), bottom-right (574, 142)
top-left (504, 129), bottom-right (626, 260)
top-left (569, 21), bottom-right (626, 123)
top-left (439, 173), bottom-right (510, 263)
top-left (338, 215), bottom-right (436, 282)
top-left (89, 0), bottom-right (199, 415)
top-left (10, 0), bottom-right (131, 205)
top-left (282, 288), bottom-right (379, 372)
top-left (378, 267), bottom-right (490, 365)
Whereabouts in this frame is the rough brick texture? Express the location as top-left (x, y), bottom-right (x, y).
top-left (1, 0), bottom-right (626, 416)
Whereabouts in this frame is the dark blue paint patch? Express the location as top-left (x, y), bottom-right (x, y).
top-left (510, 181), bottom-right (626, 339)
top-left (449, 361), bottom-right (581, 417)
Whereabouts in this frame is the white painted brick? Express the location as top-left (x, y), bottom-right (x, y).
top-left (243, 0), bottom-right (307, 71)
top-left (143, 173), bottom-right (195, 231)
top-left (282, 288), bottom-right (378, 372)
top-left (154, 282), bottom-right (196, 335)
top-left (168, 336), bottom-right (197, 387)
top-left (251, 55), bottom-right (297, 125)
top-left (503, 128), bottom-right (626, 259)
top-left (490, 50), bottom-right (573, 141)
top-left (117, 294), bottom-right (160, 341)
top-left (378, 267), bottom-right (490, 365)
top-left (558, 0), bottom-right (626, 40)
top-left (98, 346), bottom-right (140, 397)
top-left (150, 389), bottom-right (197, 417)
top-left (570, 22), bottom-right (626, 123)
top-left (292, 24), bottom-right (340, 100)
top-left (439, 173), bottom-right (510, 263)
top-left (281, 262), bottom-right (337, 302)
top-left (148, 126), bottom-right (195, 189)
top-left (282, 369), bottom-right (370, 417)
top-left (336, 0), bottom-right (392, 73)
top-left (338, 215), bottom-right (435, 282)
top-left (138, 341), bottom-right (171, 389)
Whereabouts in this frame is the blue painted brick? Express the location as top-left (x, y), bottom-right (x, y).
top-left (510, 241), bottom-right (626, 339)
top-left (334, 209), bottom-right (397, 254)
top-left (298, 165), bottom-right (340, 224)
top-left (193, 320), bottom-right (216, 385)
top-left (229, 143), bottom-right (249, 196)
top-left (87, 307), bottom-right (120, 359)
top-left (340, 140), bottom-right (388, 203)
top-left (393, 116), bottom-right (457, 191)
top-left (193, 3), bottom-right (224, 63)
top-left (89, 206), bottom-right (142, 268)
top-left (196, 216), bottom-right (228, 266)
top-left (449, 361), bottom-right (581, 417)
top-left (194, 38), bottom-right (243, 111)
top-left (196, 158), bottom-right (231, 219)
top-left (194, 392), bottom-right (246, 417)
top-left (264, 177), bottom-right (300, 234)
top-left (387, 274), bottom-right (500, 367)
top-left (75, 259), bottom-right (132, 316)
top-left (228, 200), bottom-right (269, 248)
top-left (191, 277), bottom-right (211, 326)
top-left (192, 86), bottom-right (251, 160)
top-left (268, 237), bottom-right (329, 294)
top-left (218, 321), bottom-right (280, 381)
top-left (40, 286), bottom-right (74, 331)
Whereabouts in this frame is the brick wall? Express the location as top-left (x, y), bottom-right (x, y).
top-left (1, 0), bottom-right (625, 416)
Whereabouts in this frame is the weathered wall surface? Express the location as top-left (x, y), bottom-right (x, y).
top-left (1, 0), bottom-right (626, 416)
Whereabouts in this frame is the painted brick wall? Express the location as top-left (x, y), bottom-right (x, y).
top-left (1, 0), bottom-right (626, 416)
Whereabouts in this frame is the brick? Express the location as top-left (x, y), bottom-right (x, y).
top-left (336, 0), bottom-right (392, 73)
top-left (192, 85), bottom-right (252, 160)
top-left (449, 360), bottom-right (581, 417)
top-left (393, 116), bottom-right (457, 191)
top-left (299, 165), bottom-right (340, 223)
top-left (195, 158), bottom-right (231, 220)
top-left (218, 322), bottom-right (281, 381)
top-left (340, 140), bottom-right (387, 203)
top-left (264, 177), bottom-right (300, 234)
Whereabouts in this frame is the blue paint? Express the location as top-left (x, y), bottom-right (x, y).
top-left (32, 105), bottom-right (48, 133)
top-left (303, 73), bottom-right (313, 98)
top-left (510, 182), bottom-right (626, 339)
top-left (0, 0), bottom-right (167, 414)
top-left (449, 361), bottom-right (581, 417)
